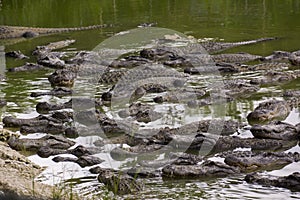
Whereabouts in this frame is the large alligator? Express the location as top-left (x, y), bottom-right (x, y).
top-left (0, 25), bottom-right (107, 39)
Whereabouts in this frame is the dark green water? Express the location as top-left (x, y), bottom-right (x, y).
top-left (1, 0), bottom-right (300, 199)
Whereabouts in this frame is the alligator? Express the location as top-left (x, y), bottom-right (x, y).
top-left (247, 100), bottom-right (291, 124)
top-left (110, 144), bottom-right (165, 161)
top-left (101, 82), bottom-right (169, 104)
top-left (184, 62), bottom-right (290, 74)
top-left (223, 79), bottom-right (260, 98)
top-left (223, 151), bottom-right (300, 172)
top-left (118, 102), bottom-right (163, 123)
top-left (20, 121), bottom-right (66, 135)
top-left (140, 37), bottom-right (276, 57)
top-left (73, 109), bottom-right (139, 136)
top-left (36, 99), bottom-right (72, 114)
top-left (289, 51), bottom-right (300, 66)
top-left (283, 90), bottom-right (300, 97)
top-left (37, 53), bottom-right (66, 68)
top-left (8, 62), bottom-right (45, 72)
top-left (162, 160), bottom-right (240, 179)
top-left (5, 50), bottom-right (29, 59)
top-left (245, 172), bottom-right (300, 192)
top-left (52, 155), bottom-right (104, 167)
top-left (2, 113), bottom-right (69, 127)
top-left (8, 134), bottom-right (75, 152)
top-left (211, 53), bottom-right (262, 63)
top-left (139, 152), bottom-right (204, 168)
top-left (96, 168), bottom-right (144, 195)
top-left (199, 37), bottom-right (276, 53)
top-left (250, 70), bottom-right (300, 85)
top-left (260, 50), bottom-right (292, 62)
top-left (261, 49), bottom-right (300, 65)
top-left (153, 87), bottom-right (206, 103)
top-left (250, 121), bottom-right (299, 140)
top-left (109, 56), bottom-right (153, 68)
top-left (30, 87), bottom-right (73, 97)
top-left (90, 165), bottom-right (161, 179)
top-left (212, 136), bottom-right (297, 153)
top-left (37, 144), bottom-right (99, 158)
top-left (187, 95), bottom-right (234, 108)
top-left (33, 39), bottom-right (76, 55)
top-left (140, 48), bottom-right (261, 68)
top-left (0, 25), bottom-right (107, 39)
top-left (48, 68), bottom-right (77, 87)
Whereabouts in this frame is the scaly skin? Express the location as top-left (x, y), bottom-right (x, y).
top-left (0, 24), bottom-right (107, 39)
top-left (200, 37), bottom-right (276, 53)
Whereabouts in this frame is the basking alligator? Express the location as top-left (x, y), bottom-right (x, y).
top-left (223, 151), bottom-right (300, 172)
top-left (162, 160), bottom-right (240, 179)
top-left (0, 25), bottom-right (107, 39)
top-left (250, 121), bottom-right (299, 140)
top-left (247, 99), bottom-right (292, 124)
top-left (52, 155), bottom-right (104, 167)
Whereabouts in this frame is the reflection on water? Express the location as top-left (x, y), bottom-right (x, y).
top-left (1, 0), bottom-right (300, 199)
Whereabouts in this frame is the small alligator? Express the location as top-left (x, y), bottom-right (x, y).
top-left (0, 24), bottom-right (107, 39)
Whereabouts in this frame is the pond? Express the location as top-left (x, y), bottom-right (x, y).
top-left (1, 0), bottom-right (300, 199)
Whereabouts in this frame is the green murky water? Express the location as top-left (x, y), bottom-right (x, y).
top-left (1, 0), bottom-right (300, 199)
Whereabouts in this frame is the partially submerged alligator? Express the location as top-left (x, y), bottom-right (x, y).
top-left (245, 172), bottom-right (300, 192)
top-left (0, 24), bottom-right (107, 39)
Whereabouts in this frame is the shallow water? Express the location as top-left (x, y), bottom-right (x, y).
top-left (1, 0), bottom-right (300, 199)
